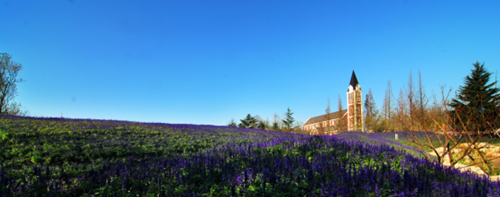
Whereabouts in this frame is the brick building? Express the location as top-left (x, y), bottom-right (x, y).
top-left (303, 71), bottom-right (364, 135)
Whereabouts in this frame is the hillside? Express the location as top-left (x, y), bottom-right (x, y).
top-left (1, 116), bottom-right (499, 196)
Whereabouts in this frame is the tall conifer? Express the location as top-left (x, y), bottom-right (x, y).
top-left (449, 62), bottom-right (500, 132)
top-left (282, 108), bottom-right (295, 131)
top-left (239, 114), bottom-right (258, 128)
top-left (364, 89), bottom-right (379, 132)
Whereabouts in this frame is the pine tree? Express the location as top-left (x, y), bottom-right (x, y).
top-left (364, 89), bottom-right (379, 132)
top-left (271, 122), bottom-right (281, 131)
top-left (282, 108), bottom-right (295, 131)
top-left (449, 62), bottom-right (500, 132)
top-left (239, 114), bottom-right (258, 128)
top-left (257, 121), bottom-right (268, 130)
top-left (227, 118), bottom-right (237, 127)
top-left (271, 113), bottom-right (282, 131)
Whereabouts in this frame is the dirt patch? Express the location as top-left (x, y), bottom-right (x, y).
top-left (428, 143), bottom-right (500, 181)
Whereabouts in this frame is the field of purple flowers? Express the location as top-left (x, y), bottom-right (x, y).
top-left (1, 115), bottom-right (499, 196)
top-left (337, 132), bottom-right (426, 155)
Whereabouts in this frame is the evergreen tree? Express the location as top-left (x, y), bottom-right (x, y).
top-left (239, 114), bottom-right (258, 128)
top-left (257, 121), bottom-right (267, 130)
top-left (227, 118), bottom-right (237, 127)
top-left (449, 62), bottom-right (500, 132)
top-left (271, 113), bottom-right (282, 131)
top-left (282, 108), bottom-right (295, 131)
top-left (364, 89), bottom-right (379, 132)
top-left (271, 121), bottom-right (281, 131)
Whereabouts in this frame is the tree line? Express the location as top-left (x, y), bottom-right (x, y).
top-left (227, 107), bottom-right (305, 133)
top-left (363, 61), bottom-right (499, 133)
top-left (362, 61), bottom-right (500, 175)
top-left (310, 61), bottom-right (499, 175)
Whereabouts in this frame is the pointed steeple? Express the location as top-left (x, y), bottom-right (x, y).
top-left (349, 70), bottom-right (360, 90)
top-left (349, 70), bottom-right (359, 87)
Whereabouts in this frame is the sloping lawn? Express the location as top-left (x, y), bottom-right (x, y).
top-left (1, 116), bottom-right (499, 196)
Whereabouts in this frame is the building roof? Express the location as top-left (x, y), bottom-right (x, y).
top-left (348, 70), bottom-right (360, 90)
top-left (303, 110), bottom-right (347, 126)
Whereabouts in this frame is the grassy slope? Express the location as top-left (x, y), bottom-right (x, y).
top-left (1, 116), bottom-right (499, 196)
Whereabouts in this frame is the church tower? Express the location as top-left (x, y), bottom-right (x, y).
top-left (346, 71), bottom-right (364, 131)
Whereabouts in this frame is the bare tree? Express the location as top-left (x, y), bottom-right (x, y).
top-left (293, 121), bottom-right (306, 134)
top-left (409, 87), bottom-right (491, 172)
top-left (392, 71), bottom-right (430, 131)
top-left (265, 117), bottom-right (270, 129)
top-left (406, 71), bottom-right (415, 130)
top-left (381, 80), bottom-right (393, 131)
top-left (321, 98), bottom-right (332, 135)
top-left (271, 113), bottom-right (281, 131)
top-left (408, 64), bottom-right (500, 175)
top-left (395, 89), bottom-right (408, 131)
top-left (336, 94), bottom-right (347, 132)
top-left (227, 118), bottom-right (237, 127)
top-left (254, 115), bottom-right (269, 130)
top-left (0, 53), bottom-right (25, 115)
top-left (415, 69), bottom-right (430, 130)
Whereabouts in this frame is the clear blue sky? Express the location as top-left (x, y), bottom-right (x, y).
top-left (1, 1), bottom-right (499, 126)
